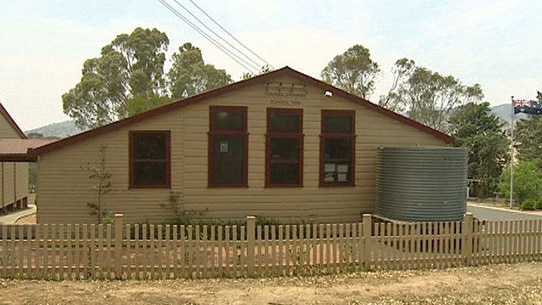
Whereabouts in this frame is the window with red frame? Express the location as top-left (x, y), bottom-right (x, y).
top-left (320, 110), bottom-right (355, 186)
top-left (266, 108), bottom-right (303, 187)
top-left (208, 106), bottom-right (248, 187)
top-left (129, 131), bottom-right (171, 188)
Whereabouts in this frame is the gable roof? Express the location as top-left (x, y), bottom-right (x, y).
top-left (30, 66), bottom-right (452, 157)
top-left (0, 103), bottom-right (27, 139)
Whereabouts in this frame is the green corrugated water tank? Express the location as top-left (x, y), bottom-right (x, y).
top-left (376, 146), bottom-right (468, 222)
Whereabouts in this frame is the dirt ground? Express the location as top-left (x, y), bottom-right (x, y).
top-left (0, 262), bottom-right (540, 305)
top-left (13, 213), bottom-right (35, 224)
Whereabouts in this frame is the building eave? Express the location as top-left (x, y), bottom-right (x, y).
top-left (29, 66), bottom-right (453, 158)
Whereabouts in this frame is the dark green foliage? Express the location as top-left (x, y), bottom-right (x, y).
top-left (519, 198), bottom-right (542, 211)
top-left (520, 199), bottom-right (537, 210)
top-left (499, 161), bottom-right (542, 206)
top-left (125, 94), bottom-right (173, 117)
top-left (515, 116), bottom-right (542, 167)
top-left (130, 215), bottom-right (309, 241)
top-left (167, 43), bottom-right (232, 99)
top-left (449, 102), bottom-right (510, 198)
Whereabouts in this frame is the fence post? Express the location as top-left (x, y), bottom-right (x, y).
top-left (246, 216), bottom-right (256, 277)
top-left (462, 212), bottom-right (474, 265)
top-left (114, 213), bottom-right (124, 279)
top-left (362, 214), bottom-right (373, 271)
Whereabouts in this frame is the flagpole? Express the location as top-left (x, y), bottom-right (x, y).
top-left (510, 96), bottom-right (515, 209)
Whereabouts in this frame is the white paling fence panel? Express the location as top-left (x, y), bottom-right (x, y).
top-left (0, 214), bottom-right (541, 280)
top-left (0, 223), bottom-right (120, 280)
top-left (121, 223), bottom-right (258, 279)
top-left (251, 223), bottom-right (364, 277)
top-left (368, 220), bottom-right (466, 270)
top-left (473, 218), bottom-right (542, 265)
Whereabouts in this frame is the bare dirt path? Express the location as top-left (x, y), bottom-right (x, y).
top-left (0, 262), bottom-right (541, 305)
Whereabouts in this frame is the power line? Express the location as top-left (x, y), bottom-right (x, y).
top-left (187, 0), bottom-right (273, 69)
top-left (157, 0), bottom-right (258, 74)
top-left (157, 0), bottom-right (265, 74)
top-left (172, 0), bottom-right (266, 71)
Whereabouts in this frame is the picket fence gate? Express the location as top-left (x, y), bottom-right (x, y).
top-left (0, 213), bottom-right (541, 280)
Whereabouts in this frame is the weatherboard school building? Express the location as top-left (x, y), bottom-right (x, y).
top-left (0, 104), bottom-right (52, 213)
top-left (29, 67), bottom-right (452, 224)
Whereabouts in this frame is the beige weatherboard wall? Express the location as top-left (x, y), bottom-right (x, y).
top-left (32, 67), bottom-right (451, 224)
top-left (0, 104), bottom-right (29, 212)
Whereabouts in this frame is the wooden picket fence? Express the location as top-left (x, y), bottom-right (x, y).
top-left (0, 213), bottom-right (541, 280)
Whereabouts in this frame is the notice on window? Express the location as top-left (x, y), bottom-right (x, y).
top-left (324, 163), bottom-right (336, 182)
top-left (325, 163), bottom-right (336, 172)
top-left (220, 141), bottom-right (229, 153)
top-left (337, 164), bottom-right (348, 173)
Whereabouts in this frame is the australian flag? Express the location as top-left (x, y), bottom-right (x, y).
top-left (513, 96), bottom-right (542, 115)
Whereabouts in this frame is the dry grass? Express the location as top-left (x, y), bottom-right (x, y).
top-left (0, 262), bottom-right (541, 304)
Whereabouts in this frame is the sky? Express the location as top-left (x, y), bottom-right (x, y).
top-left (0, 0), bottom-right (541, 131)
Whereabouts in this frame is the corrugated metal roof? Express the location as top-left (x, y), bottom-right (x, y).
top-left (0, 139), bottom-right (56, 161)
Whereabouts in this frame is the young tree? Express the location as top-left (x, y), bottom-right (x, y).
top-left (321, 44), bottom-right (380, 99)
top-left (381, 58), bottom-right (483, 133)
top-left (449, 102), bottom-right (510, 197)
top-left (81, 146), bottom-right (112, 224)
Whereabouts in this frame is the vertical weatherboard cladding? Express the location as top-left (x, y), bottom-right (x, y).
top-left (376, 146), bottom-right (468, 222)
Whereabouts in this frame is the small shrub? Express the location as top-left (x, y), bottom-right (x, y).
top-left (520, 199), bottom-right (537, 211)
top-left (161, 191), bottom-right (208, 226)
top-left (102, 212), bottom-right (115, 225)
top-left (536, 199), bottom-right (542, 210)
top-left (81, 145), bottom-right (112, 224)
top-left (255, 215), bottom-right (281, 226)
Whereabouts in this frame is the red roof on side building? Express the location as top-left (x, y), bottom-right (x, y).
top-left (0, 139), bottom-right (56, 162)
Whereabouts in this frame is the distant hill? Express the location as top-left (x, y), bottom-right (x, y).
top-left (25, 120), bottom-right (85, 138)
top-left (491, 103), bottom-right (511, 122)
top-left (490, 103), bottom-right (527, 128)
